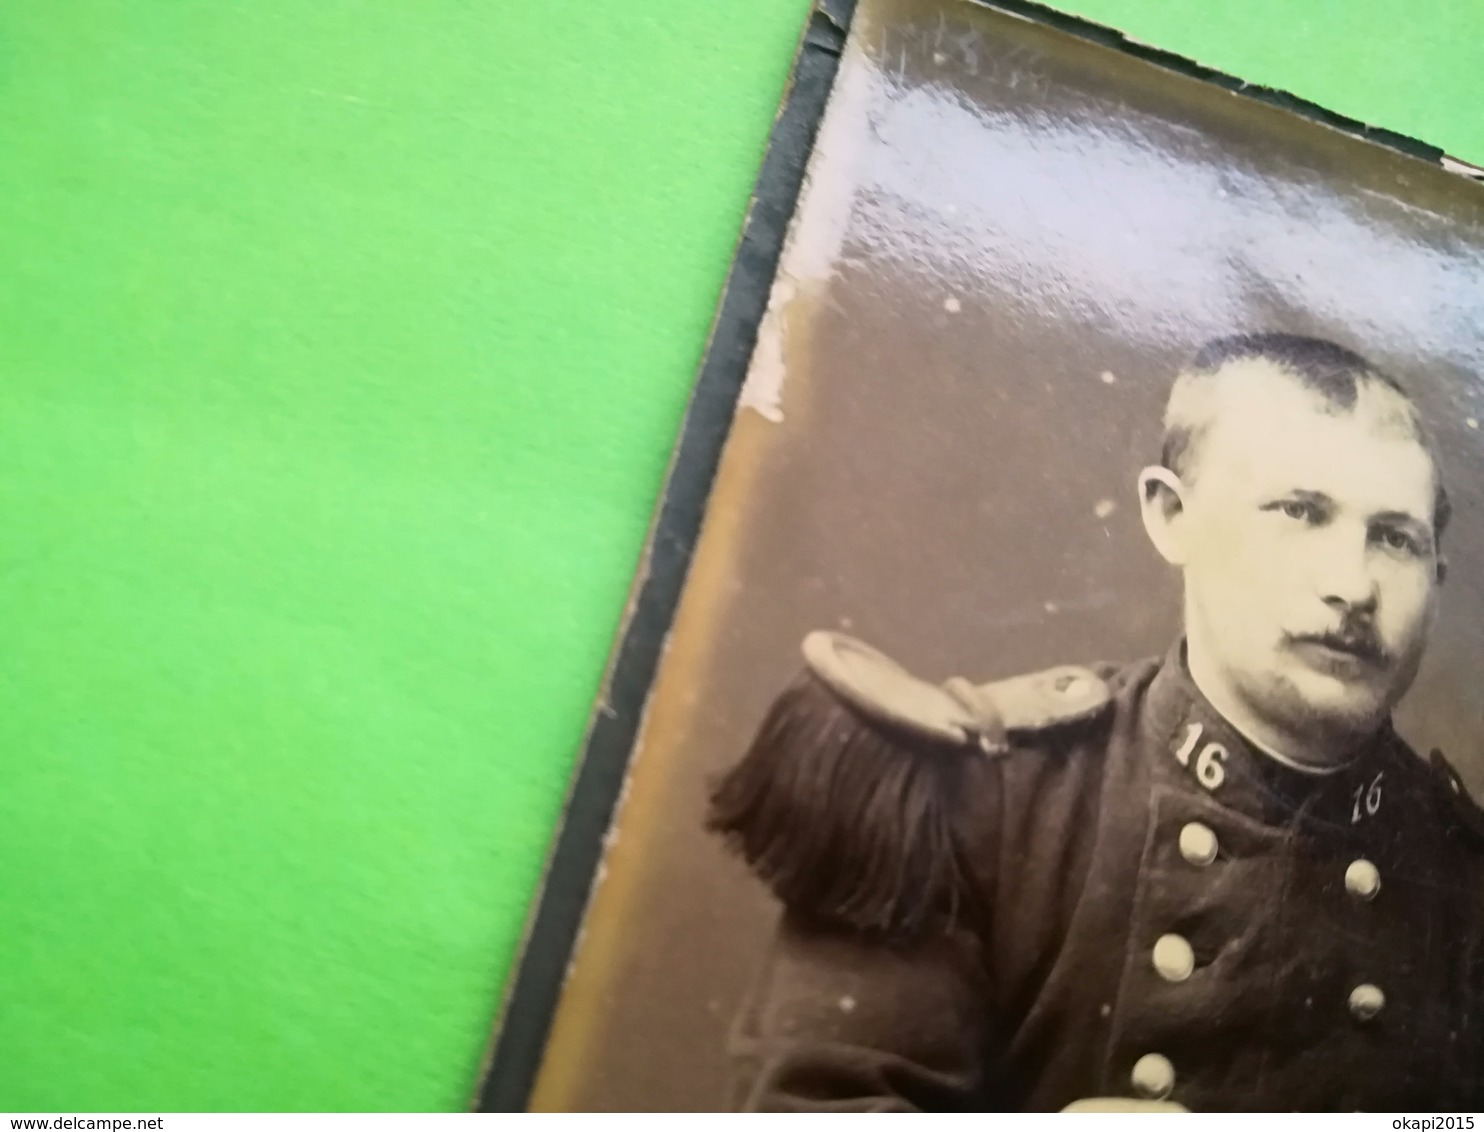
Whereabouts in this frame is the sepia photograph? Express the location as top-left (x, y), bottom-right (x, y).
top-left (501, 0), bottom-right (1484, 1112)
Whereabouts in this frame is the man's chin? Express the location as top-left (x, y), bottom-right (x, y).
top-left (1273, 664), bottom-right (1390, 739)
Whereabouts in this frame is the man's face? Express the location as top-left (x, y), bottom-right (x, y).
top-left (1171, 360), bottom-right (1441, 749)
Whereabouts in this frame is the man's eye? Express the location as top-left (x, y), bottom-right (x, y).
top-left (1279, 500), bottom-right (1314, 522)
top-left (1378, 528), bottom-right (1419, 555)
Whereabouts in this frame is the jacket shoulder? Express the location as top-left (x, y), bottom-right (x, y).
top-left (1426, 748), bottom-right (1484, 848)
top-left (802, 630), bottom-right (1117, 754)
top-left (707, 632), bottom-right (1127, 941)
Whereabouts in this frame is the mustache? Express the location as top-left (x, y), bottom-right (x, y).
top-left (1285, 625), bottom-right (1389, 666)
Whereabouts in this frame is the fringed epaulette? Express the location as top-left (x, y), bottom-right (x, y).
top-left (707, 631), bottom-right (1110, 940)
top-left (1430, 749), bottom-right (1484, 846)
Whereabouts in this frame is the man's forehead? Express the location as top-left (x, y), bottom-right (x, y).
top-left (1195, 361), bottom-right (1438, 514)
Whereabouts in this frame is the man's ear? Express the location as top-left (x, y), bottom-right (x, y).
top-left (1137, 466), bottom-right (1189, 567)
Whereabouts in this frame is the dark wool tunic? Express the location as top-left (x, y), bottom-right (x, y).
top-left (726, 644), bottom-right (1484, 1111)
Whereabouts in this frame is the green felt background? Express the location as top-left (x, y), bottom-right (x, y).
top-left (1, 0), bottom-right (1479, 1113)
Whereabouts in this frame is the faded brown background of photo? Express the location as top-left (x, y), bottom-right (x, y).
top-left (528, 0), bottom-right (1484, 1110)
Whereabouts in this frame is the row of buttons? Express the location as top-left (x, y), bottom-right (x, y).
top-left (1129, 823), bottom-right (1387, 1100)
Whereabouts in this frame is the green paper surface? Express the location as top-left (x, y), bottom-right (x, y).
top-left (0, 0), bottom-right (1479, 1112)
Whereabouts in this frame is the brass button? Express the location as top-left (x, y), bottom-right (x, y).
top-left (1345, 859), bottom-right (1381, 901)
top-left (1349, 983), bottom-right (1385, 1022)
top-left (1130, 1053), bottom-right (1176, 1100)
top-left (1152, 933), bottom-right (1195, 982)
top-left (1178, 822), bottom-right (1218, 866)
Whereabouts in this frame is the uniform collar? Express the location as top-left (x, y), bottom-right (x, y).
top-left (1141, 640), bottom-right (1398, 832)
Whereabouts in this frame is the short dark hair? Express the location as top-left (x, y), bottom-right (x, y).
top-left (1161, 332), bottom-right (1451, 540)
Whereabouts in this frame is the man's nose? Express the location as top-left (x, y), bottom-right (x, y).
top-left (1315, 529), bottom-right (1378, 614)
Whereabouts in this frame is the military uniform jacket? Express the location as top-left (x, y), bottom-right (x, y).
top-left (726, 643), bottom-right (1484, 1111)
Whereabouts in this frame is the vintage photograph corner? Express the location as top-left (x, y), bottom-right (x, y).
top-left (500, 0), bottom-right (1484, 1113)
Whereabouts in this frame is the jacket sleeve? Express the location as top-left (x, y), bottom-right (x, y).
top-left (707, 645), bottom-right (1036, 1111)
top-left (726, 910), bottom-right (995, 1112)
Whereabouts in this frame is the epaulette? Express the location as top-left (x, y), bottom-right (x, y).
top-left (803, 630), bottom-right (1112, 753)
top-left (707, 631), bottom-right (1112, 940)
top-left (1429, 749), bottom-right (1484, 845)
